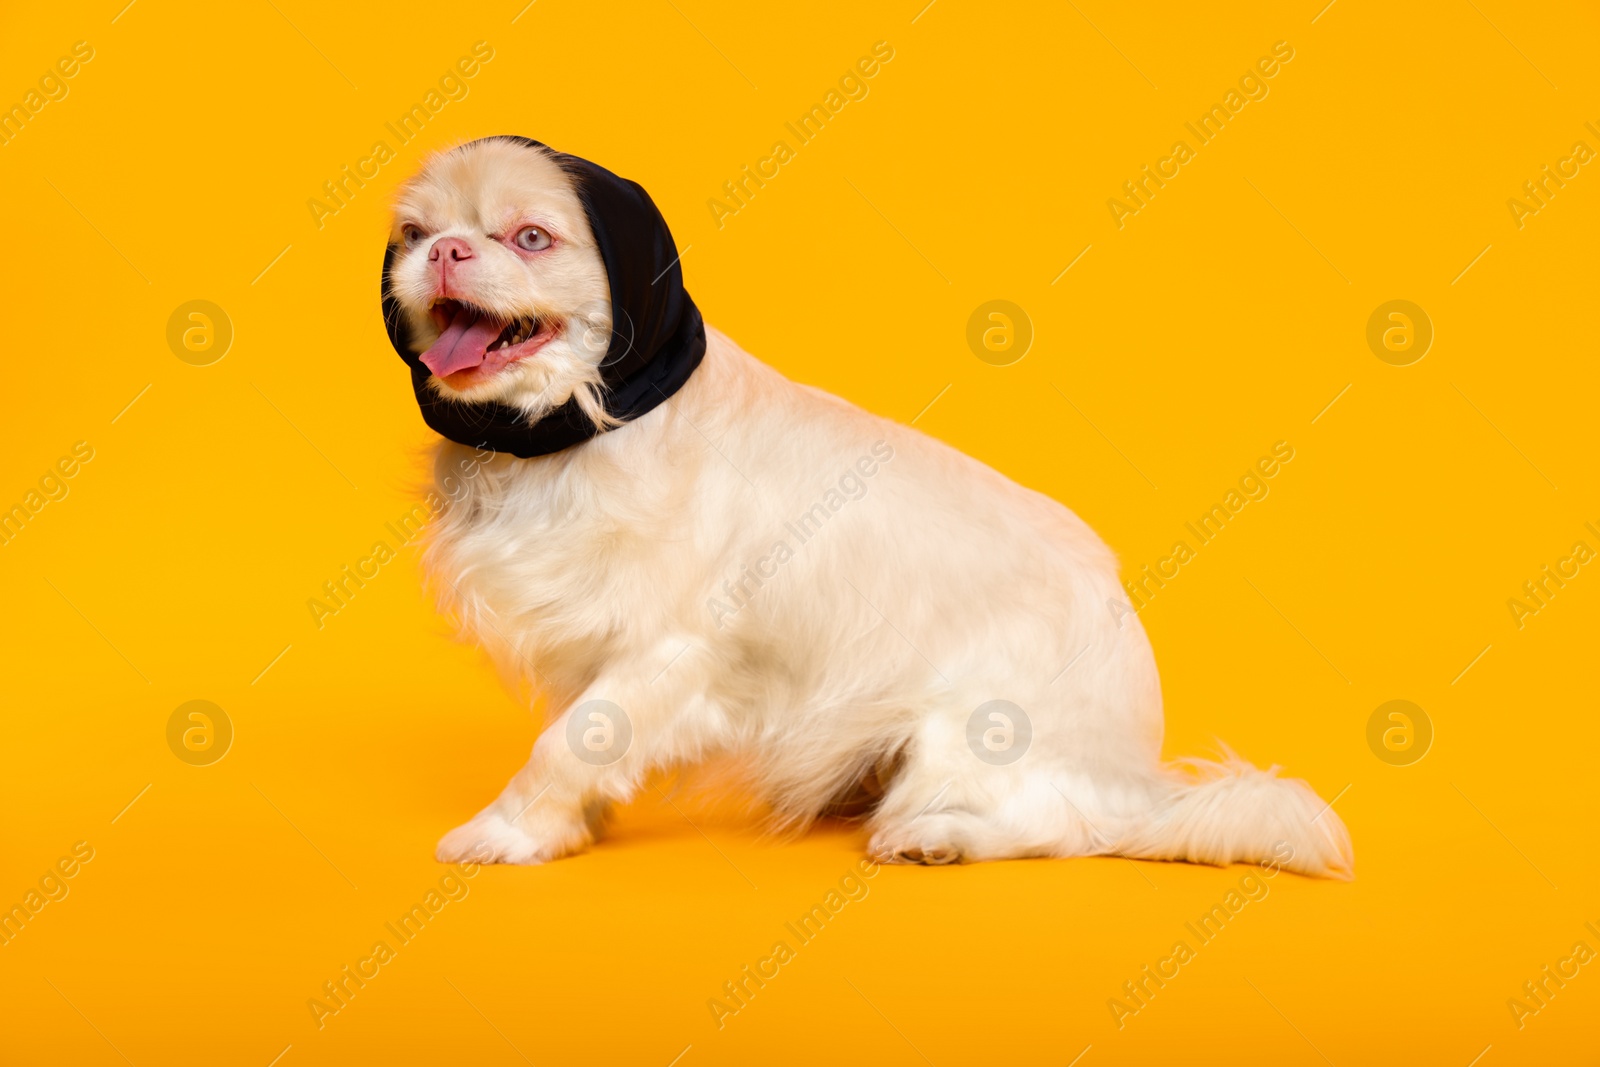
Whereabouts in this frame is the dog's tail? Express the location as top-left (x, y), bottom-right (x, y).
top-left (1113, 748), bottom-right (1353, 879)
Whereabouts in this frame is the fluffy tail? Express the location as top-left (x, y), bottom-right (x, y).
top-left (1116, 749), bottom-right (1353, 880)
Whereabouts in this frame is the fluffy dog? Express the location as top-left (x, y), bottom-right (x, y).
top-left (383, 137), bottom-right (1352, 877)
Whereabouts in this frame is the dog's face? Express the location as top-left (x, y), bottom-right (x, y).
top-left (387, 139), bottom-right (611, 416)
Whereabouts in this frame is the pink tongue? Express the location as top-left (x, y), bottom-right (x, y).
top-left (419, 308), bottom-right (506, 378)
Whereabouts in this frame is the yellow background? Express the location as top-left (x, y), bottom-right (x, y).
top-left (3, 0), bottom-right (1597, 1063)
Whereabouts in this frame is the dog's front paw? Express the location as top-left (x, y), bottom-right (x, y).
top-left (436, 812), bottom-right (545, 865)
top-left (437, 806), bottom-right (591, 865)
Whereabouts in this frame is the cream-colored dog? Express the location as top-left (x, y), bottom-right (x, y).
top-left (385, 138), bottom-right (1352, 877)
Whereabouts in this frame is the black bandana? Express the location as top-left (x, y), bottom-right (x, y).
top-left (381, 136), bottom-right (706, 458)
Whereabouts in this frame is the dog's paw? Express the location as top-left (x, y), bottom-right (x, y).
top-left (869, 817), bottom-right (966, 866)
top-left (437, 811), bottom-right (557, 865)
top-left (874, 843), bottom-right (962, 865)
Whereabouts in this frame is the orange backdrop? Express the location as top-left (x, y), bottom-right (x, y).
top-left (2, 0), bottom-right (1597, 1063)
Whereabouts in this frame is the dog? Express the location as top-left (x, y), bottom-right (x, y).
top-left (383, 137), bottom-right (1353, 877)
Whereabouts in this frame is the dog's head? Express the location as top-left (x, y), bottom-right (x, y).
top-left (386, 138), bottom-right (614, 423)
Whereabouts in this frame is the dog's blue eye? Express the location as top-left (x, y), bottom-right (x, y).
top-left (514, 226), bottom-right (551, 251)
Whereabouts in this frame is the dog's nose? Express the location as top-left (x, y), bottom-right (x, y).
top-left (429, 237), bottom-right (474, 263)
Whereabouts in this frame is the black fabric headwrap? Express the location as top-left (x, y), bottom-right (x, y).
top-left (381, 136), bottom-right (705, 458)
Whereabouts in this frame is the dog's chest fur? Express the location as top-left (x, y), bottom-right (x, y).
top-left (423, 435), bottom-right (706, 696)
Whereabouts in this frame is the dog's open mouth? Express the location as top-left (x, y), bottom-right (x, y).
top-left (420, 299), bottom-right (560, 385)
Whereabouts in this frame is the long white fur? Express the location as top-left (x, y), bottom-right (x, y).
top-left (389, 140), bottom-right (1354, 878)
